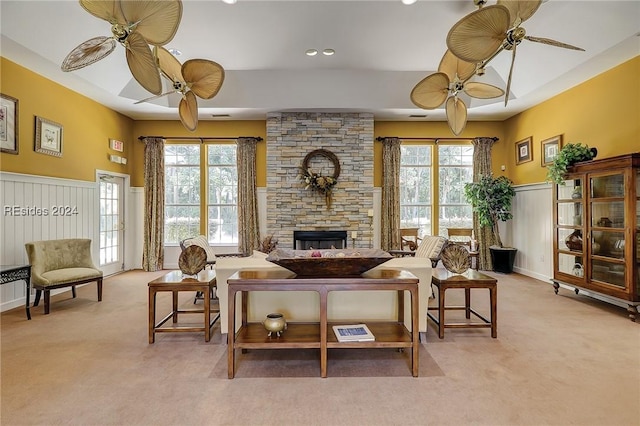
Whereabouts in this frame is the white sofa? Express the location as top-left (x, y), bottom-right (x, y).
top-left (215, 252), bottom-right (432, 337)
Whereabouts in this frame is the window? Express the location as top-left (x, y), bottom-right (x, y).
top-left (399, 143), bottom-right (474, 238)
top-left (438, 145), bottom-right (474, 236)
top-left (400, 145), bottom-right (432, 236)
top-left (164, 145), bottom-right (201, 244)
top-left (207, 145), bottom-right (238, 244)
top-left (164, 143), bottom-right (238, 245)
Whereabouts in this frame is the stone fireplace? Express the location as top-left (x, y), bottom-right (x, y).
top-left (265, 112), bottom-right (375, 249)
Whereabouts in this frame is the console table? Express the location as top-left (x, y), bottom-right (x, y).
top-left (227, 269), bottom-right (419, 378)
top-left (1, 265), bottom-right (32, 320)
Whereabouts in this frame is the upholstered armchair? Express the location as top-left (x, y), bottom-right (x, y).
top-left (25, 239), bottom-right (103, 315)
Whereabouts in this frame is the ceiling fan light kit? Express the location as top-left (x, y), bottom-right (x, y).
top-left (411, 0), bottom-right (585, 135)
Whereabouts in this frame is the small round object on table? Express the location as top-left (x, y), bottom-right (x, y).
top-left (441, 244), bottom-right (471, 274)
top-left (178, 245), bottom-right (207, 276)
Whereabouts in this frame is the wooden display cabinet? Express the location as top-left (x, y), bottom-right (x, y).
top-left (552, 153), bottom-right (639, 321)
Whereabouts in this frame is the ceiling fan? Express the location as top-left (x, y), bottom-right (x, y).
top-left (136, 47), bottom-right (225, 132)
top-left (61, 0), bottom-right (183, 96)
top-left (411, 50), bottom-right (504, 135)
top-left (446, 0), bottom-right (585, 106)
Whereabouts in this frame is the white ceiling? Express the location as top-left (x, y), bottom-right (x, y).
top-left (1, 0), bottom-right (639, 125)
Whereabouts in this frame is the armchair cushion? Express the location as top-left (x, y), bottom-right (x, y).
top-left (182, 235), bottom-right (217, 262)
top-left (415, 235), bottom-right (448, 267)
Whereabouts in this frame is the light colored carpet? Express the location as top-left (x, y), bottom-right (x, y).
top-left (1, 268), bottom-right (639, 426)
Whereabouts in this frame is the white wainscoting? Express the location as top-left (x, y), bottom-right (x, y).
top-left (508, 182), bottom-right (554, 282)
top-left (0, 172), bottom-right (142, 313)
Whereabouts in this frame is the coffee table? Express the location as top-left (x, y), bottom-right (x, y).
top-left (428, 269), bottom-right (497, 338)
top-left (148, 270), bottom-right (219, 343)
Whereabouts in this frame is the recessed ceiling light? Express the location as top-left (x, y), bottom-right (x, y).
top-left (211, 114), bottom-right (231, 118)
top-left (167, 48), bottom-right (182, 56)
top-left (409, 114), bottom-right (427, 118)
top-left (402, 0), bottom-right (417, 4)
top-left (322, 49), bottom-right (335, 56)
top-left (306, 49), bottom-right (318, 56)
top-left (222, 0), bottom-right (237, 4)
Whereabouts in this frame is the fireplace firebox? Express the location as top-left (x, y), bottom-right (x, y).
top-left (293, 230), bottom-right (347, 250)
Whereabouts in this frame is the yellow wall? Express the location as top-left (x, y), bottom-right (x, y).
top-left (504, 56), bottom-right (640, 185)
top-left (0, 58), bottom-right (135, 182)
top-left (131, 120), bottom-right (267, 187)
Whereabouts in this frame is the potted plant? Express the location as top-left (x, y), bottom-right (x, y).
top-left (546, 143), bottom-right (597, 185)
top-left (464, 174), bottom-right (516, 273)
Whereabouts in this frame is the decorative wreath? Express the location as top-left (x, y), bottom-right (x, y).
top-left (299, 149), bottom-right (340, 209)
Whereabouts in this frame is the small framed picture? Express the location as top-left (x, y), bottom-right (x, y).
top-left (110, 138), bottom-right (124, 152)
top-left (515, 136), bottom-right (533, 165)
top-left (541, 134), bottom-right (563, 167)
top-left (1, 93), bottom-right (19, 155)
top-left (35, 116), bottom-right (63, 157)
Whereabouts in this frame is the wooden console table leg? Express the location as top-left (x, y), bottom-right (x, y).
top-left (228, 289), bottom-right (237, 379)
top-left (490, 285), bottom-right (497, 338)
top-left (319, 287), bottom-right (328, 378)
top-left (204, 285), bottom-right (211, 342)
top-left (411, 287), bottom-right (419, 377)
top-left (465, 287), bottom-right (471, 319)
top-left (397, 290), bottom-right (404, 324)
top-left (148, 289), bottom-right (156, 344)
top-left (172, 290), bottom-right (178, 323)
top-left (438, 285), bottom-right (446, 339)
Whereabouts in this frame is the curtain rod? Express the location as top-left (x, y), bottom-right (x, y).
top-left (138, 136), bottom-right (263, 142)
top-left (375, 136), bottom-right (497, 142)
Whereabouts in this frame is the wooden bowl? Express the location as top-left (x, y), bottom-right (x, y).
top-left (266, 248), bottom-right (392, 277)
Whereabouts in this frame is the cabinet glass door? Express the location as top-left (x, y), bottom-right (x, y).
top-left (590, 172), bottom-right (626, 288)
top-left (556, 177), bottom-right (584, 280)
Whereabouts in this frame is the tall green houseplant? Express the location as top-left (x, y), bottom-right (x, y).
top-left (464, 174), bottom-right (515, 248)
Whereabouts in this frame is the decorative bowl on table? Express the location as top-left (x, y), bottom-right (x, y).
top-left (265, 248), bottom-right (392, 277)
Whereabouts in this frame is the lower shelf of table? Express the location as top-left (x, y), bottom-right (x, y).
top-left (233, 322), bottom-right (414, 350)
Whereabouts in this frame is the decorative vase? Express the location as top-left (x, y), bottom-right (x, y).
top-left (263, 313), bottom-right (287, 337)
top-left (565, 230), bottom-right (583, 251)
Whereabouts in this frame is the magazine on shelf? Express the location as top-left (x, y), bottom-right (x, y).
top-left (332, 324), bottom-right (375, 342)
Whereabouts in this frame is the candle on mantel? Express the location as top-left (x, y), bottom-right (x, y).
top-left (367, 209), bottom-right (374, 217)
top-left (351, 231), bottom-right (358, 239)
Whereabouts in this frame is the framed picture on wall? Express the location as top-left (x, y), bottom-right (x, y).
top-left (35, 116), bottom-right (63, 157)
top-left (541, 134), bottom-right (563, 166)
top-left (515, 137), bottom-right (533, 165)
top-left (0, 93), bottom-right (19, 155)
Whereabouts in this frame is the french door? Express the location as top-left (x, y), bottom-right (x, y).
top-left (98, 174), bottom-right (125, 276)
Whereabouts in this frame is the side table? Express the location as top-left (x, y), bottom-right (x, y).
top-left (428, 269), bottom-right (497, 338)
top-left (1, 265), bottom-right (32, 320)
top-left (148, 270), bottom-right (219, 343)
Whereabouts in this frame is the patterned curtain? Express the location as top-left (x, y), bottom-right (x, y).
top-left (142, 137), bottom-right (165, 271)
top-left (471, 136), bottom-right (498, 270)
top-left (237, 137), bottom-right (261, 255)
top-left (381, 137), bottom-right (401, 251)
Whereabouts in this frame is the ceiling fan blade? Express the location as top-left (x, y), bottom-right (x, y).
top-left (410, 72), bottom-right (450, 110)
top-left (134, 90), bottom-right (177, 105)
top-left (445, 97), bottom-right (468, 136)
top-left (154, 46), bottom-right (183, 84)
top-left (438, 49), bottom-right (476, 82)
top-left (504, 43), bottom-right (517, 106)
top-left (497, 0), bottom-right (541, 27)
top-left (464, 82), bottom-right (505, 99)
top-left (79, 0), bottom-right (125, 24)
top-left (447, 4), bottom-right (510, 63)
top-left (182, 59), bottom-right (225, 100)
top-left (525, 35), bottom-right (585, 51)
top-left (125, 31), bottom-right (162, 95)
top-left (179, 91), bottom-right (199, 132)
top-left (120, 0), bottom-right (183, 46)
top-left (61, 36), bottom-right (116, 71)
